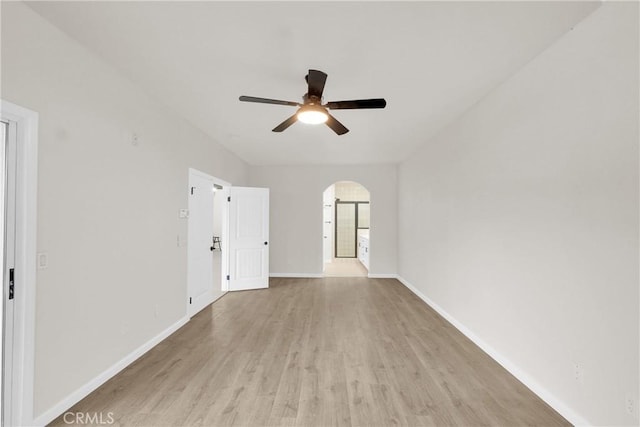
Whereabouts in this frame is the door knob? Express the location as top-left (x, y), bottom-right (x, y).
top-left (210, 246), bottom-right (214, 251)
top-left (264, 241), bottom-right (268, 245)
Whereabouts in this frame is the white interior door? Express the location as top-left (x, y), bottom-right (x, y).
top-left (229, 187), bottom-right (269, 291)
top-left (0, 101), bottom-right (38, 427)
top-left (187, 169), bottom-right (215, 317)
top-left (2, 118), bottom-right (18, 426)
top-left (2, 120), bottom-right (11, 426)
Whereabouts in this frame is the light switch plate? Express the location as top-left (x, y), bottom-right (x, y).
top-left (37, 253), bottom-right (48, 269)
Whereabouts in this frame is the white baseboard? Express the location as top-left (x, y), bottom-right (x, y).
top-left (367, 273), bottom-right (398, 279)
top-left (270, 273), bottom-right (323, 278)
top-left (33, 316), bottom-right (190, 427)
top-left (211, 292), bottom-right (227, 304)
top-left (395, 276), bottom-right (590, 427)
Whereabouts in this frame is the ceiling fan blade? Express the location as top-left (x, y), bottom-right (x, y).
top-left (272, 114), bottom-right (298, 132)
top-left (306, 69), bottom-right (328, 99)
top-left (325, 114), bottom-right (349, 135)
top-left (239, 96), bottom-right (299, 107)
top-left (325, 98), bottom-right (387, 110)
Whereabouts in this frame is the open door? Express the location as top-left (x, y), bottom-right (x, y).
top-left (228, 187), bottom-right (269, 291)
top-left (1, 100), bottom-right (38, 426)
top-left (187, 169), bottom-right (215, 317)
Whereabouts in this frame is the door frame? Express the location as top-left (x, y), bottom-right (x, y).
top-left (1, 100), bottom-right (38, 426)
top-left (213, 177), bottom-right (230, 293)
top-left (186, 168), bottom-right (230, 317)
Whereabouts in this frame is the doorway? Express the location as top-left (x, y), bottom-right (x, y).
top-left (322, 181), bottom-right (370, 277)
top-left (187, 169), bottom-right (230, 317)
top-left (1, 118), bottom-right (16, 427)
top-left (1, 100), bottom-right (38, 426)
top-left (187, 179), bottom-right (270, 313)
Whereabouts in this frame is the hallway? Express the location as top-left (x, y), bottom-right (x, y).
top-left (323, 258), bottom-right (368, 277)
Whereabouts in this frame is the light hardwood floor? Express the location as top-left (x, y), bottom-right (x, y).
top-left (51, 278), bottom-right (568, 427)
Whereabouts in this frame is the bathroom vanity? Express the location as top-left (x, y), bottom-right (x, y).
top-left (357, 230), bottom-right (370, 270)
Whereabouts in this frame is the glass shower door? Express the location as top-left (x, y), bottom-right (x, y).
top-left (335, 202), bottom-right (356, 257)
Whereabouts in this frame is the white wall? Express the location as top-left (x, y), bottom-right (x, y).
top-left (250, 165), bottom-right (397, 276)
top-left (1, 3), bottom-right (249, 420)
top-left (398, 3), bottom-right (638, 425)
top-left (322, 185), bottom-right (335, 263)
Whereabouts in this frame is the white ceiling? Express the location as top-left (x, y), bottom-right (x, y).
top-left (28, 1), bottom-right (599, 166)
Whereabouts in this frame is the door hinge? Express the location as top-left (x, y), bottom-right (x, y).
top-left (191, 187), bottom-right (195, 195)
top-left (189, 297), bottom-right (192, 304)
top-left (9, 268), bottom-right (14, 300)
top-left (227, 196), bottom-right (231, 202)
top-left (226, 275), bottom-right (230, 281)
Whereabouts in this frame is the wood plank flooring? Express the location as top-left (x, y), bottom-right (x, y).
top-left (50, 278), bottom-right (569, 427)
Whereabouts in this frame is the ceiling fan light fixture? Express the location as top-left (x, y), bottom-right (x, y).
top-left (297, 106), bottom-right (328, 125)
top-left (239, 69), bottom-right (386, 134)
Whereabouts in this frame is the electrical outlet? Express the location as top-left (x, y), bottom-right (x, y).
top-left (573, 362), bottom-right (584, 384)
top-left (37, 252), bottom-right (48, 269)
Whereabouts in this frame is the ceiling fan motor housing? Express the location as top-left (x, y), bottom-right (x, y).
top-left (303, 93), bottom-right (322, 105)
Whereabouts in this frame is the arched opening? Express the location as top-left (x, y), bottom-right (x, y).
top-left (322, 181), bottom-right (370, 277)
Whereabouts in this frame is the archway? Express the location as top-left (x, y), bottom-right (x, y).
top-left (322, 181), bottom-right (370, 277)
